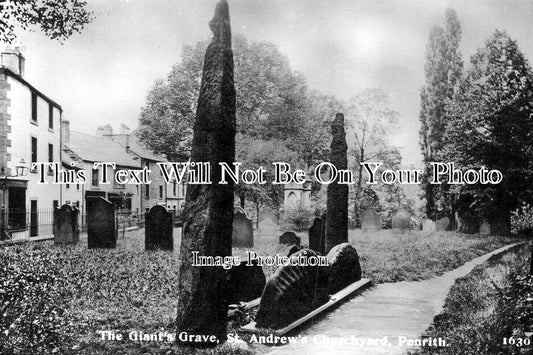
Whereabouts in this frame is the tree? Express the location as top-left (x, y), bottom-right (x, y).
top-left (0, 0), bottom-right (92, 43)
top-left (345, 88), bottom-right (399, 227)
top-left (419, 8), bottom-right (463, 221)
top-left (444, 30), bottom-right (533, 235)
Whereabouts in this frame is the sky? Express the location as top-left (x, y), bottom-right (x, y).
top-left (11, 0), bottom-right (533, 166)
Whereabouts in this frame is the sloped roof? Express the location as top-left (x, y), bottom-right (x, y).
top-left (126, 127), bottom-right (166, 162)
top-left (68, 131), bottom-right (140, 167)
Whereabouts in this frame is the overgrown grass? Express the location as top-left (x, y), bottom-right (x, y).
top-left (409, 243), bottom-right (532, 355)
top-left (0, 228), bottom-right (523, 353)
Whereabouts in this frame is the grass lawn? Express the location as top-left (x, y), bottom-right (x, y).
top-left (0, 227), bottom-right (523, 354)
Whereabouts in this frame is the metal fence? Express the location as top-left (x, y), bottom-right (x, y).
top-left (0, 207), bottom-right (55, 239)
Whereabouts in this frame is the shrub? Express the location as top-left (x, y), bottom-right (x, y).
top-left (284, 202), bottom-right (314, 231)
top-left (511, 203), bottom-right (533, 234)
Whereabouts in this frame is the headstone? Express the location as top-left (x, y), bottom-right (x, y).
top-left (325, 113), bottom-right (349, 252)
top-left (87, 197), bottom-right (116, 249)
top-left (361, 207), bottom-right (381, 232)
top-left (145, 205), bottom-right (174, 251)
top-left (226, 260), bottom-right (266, 304)
top-left (176, 0), bottom-right (237, 343)
top-left (436, 216), bottom-right (451, 231)
top-left (279, 231), bottom-right (300, 247)
top-left (326, 243), bottom-right (362, 294)
top-left (479, 219), bottom-right (490, 235)
top-left (255, 249), bottom-right (329, 329)
top-left (392, 209), bottom-right (411, 232)
top-left (423, 219), bottom-right (436, 232)
top-left (53, 204), bottom-right (79, 244)
top-left (232, 211), bottom-right (254, 247)
top-left (308, 215), bottom-right (326, 255)
top-left (258, 207), bottom-right (278, 233)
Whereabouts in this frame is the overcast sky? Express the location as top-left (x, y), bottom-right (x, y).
top-left (12, 0), bottom-right (533, 166)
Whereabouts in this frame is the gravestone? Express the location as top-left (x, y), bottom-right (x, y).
top-left (145, 205), bottom-right (174, 251)
top-left (325, 113), bottom-right (349, 253)
top-left (361, 207), bottom-right (381, 232)
top-left (392, 209), bottom-right (411, 232)
top-left (226, 259), bottom-right (266, 304)
top-left (326, 243), bottom-right (362, 294)
top-left (435, 216), bottom-right (451, 231)
top-left (479, 219), bottom-right (490, 235)
top-left (87, 197), bottom-right (116, 249)
top-left (423, 219), bottom-right (436, 232)
top-left (308, 214), bottom-right (326, 255)
top-left (279, 231), bottom-right (300, 247)
top-left (232, 211), bottom-right (254, 248)
top-left (258, 207), bottom-right (278, 233)
top-left (255, 249), bottom-right (329, 329)
top-left (53, 204), bottom-right (79, 244)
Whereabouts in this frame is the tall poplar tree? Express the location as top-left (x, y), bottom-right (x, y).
top-left (419, 9), bottom-right (463, 221)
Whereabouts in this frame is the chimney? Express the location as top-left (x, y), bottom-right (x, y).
top-left (96, 126), bottom-right (105, 136)
top-left (119, 123), bottom-right (130, 135)
top-left (61, 119), bottom-right (70, 146)
top-left (1, 47), bottom-right (25, 77)
top-left (102, 124), bottom-right (113, 136)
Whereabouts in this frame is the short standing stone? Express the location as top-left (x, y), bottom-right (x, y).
top-left (145, 205), bottom-right (174, 251)
top-left (87, 197), bottom-right (116, 249)
top-left (392, 209), bottom-right (411, 232)
top-left (279, 231), bottom-right (300, 247)
top-left (255, 249), bottom-right (329, 329)
top-left (361, 207), bottom-right (381, 232)
top-left (232, 211), bottom-right (254, 248)
top-left (308, 215), bottom-right (326, 255)
top-left (53, 204), bottom-right (79, 244)
top-left (326, 243), bottom-right (362, 294)
top-left (227, 260), bottom-right (266, 304)
top-left (435, 216), bottom-right (451, 231)
top-left (479, 219), bottom-right (490, 235)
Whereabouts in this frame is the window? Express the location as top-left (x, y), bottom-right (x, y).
top-left (92, 168), bottom-right (99, 186)
top-left (66, 183), bottom-right (70, 189)
top-left (159, 186), bottom-right (163, 199)
top-left (76, 184), bottom-right (80, 191)
top-left (31, 92), bottom-right (37, 122)
top-left (173, 180), bottom-right (177, 196)
top-left (31, 136), bottom-right (37, 172)
top-left (53, 200), bottom-right (58, 209)
top-left (145, 185), bottom-right (149, 199)
top-left (48, 143), bottom-right (53, 175)
top-left (48, 104), bottom-right (53, 129)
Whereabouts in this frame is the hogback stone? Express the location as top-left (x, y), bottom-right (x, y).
top-left (53, 204), bottom-right (79, 245)
top-left (226, 260), bottom-right (266, 304)
top-left (326, 113), bottom-right (349, 252)
top-left (232, 211), bottom-right (254, 247)
top-left (255, 249), bottom-right (329, 329)
top-left (279, 231), bottom-right (300, 247)
top-left (145, 205), bottom-right (174, 251)
top-left (175, 0), bottom-right (236, 345)
top-left (87, 197), bottom-right (116, 249)
top-left (308, 215), bottom-right (326, 255)
top-left (326, 243), bottom-right (362, 294)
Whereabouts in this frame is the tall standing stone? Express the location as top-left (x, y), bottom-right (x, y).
top-left (325, 113), bottom-right (348, 253)
top-left (175, 0), bottom-right (236, 346)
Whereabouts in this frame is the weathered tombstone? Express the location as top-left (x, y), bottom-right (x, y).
top-left (436, 216), bottom-right (451, 231)
top-left (87, 197), bottom-right (116, 249)
top-left (53, 204), bottom-right (79, 244)
top-left (258, 207), bottom-right (278, 232)
top-left (326, 243), bottom-right (362, 294)
top-left (226, 259), bottom-right (266, 304)
top-left (255, 249), bottom-right (329, 329)
top-left (325, 113), bottom-right (349, 253)
top-left (392, 209), bottom-right (411, 232)
top-left (176, 0), bottom-right (237, 344)
top-left (423, 219), bottom-right (436, 232)
top-left (361, 207), bottom-right (381, 232)
top-left (308, 214), bottom-right (326, 255)
top-left (279, 231), bottom-right (300, 247)
top-left (479, 219), bottom-right (491, 235)
top-left (145, 205), bottom-right (174, 251)
top-left (232, 211), bottom-right (254, 247)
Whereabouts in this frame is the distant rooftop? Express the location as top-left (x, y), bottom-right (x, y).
top-left (68, 131), bottom-right (140, 167)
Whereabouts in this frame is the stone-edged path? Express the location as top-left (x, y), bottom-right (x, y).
top-left (266, 243), bottom-right (522, 355)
